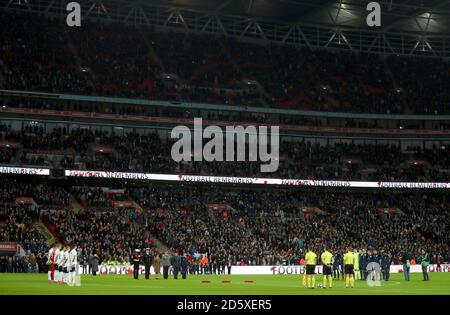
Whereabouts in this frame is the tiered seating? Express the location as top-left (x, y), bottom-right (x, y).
top-left (1, 123), bottom-right (449, 181)
top-left (1, 12), bottom-right (449, 113)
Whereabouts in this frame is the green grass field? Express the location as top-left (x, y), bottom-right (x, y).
top-left (0, 273), bottom-right (449, 295)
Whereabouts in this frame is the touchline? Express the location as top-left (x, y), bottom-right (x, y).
top-left (170, 118), bottom-right (280, 173)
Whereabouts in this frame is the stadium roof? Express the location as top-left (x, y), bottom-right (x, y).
top-left (136, 0), bottom-right (450, 33)
top-left (2, 0), bottom-right (450, 57)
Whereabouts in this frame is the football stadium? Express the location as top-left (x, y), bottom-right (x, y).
top-left (0, 0), bottom-right (450, 300)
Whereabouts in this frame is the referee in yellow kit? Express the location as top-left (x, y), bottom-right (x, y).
top-left (304, 248), bottom-right (317, 289)
top-left (321, 248), bottom-right (333, 288)
top-left (343, 247), bottom-right (355, 288)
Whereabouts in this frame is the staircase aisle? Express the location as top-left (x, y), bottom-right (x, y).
top-left (34, 221), bottom-right (56, 246)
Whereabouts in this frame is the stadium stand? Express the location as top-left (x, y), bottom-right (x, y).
top-left (1, 11), bottom-right (450, 114)
top-left (0, 204), bottom-right (48, 255)
top-left (0, 4), bottom-right (449, 277)
top-left (1, 179), bottom-right (449, 269)
top-left (1, 122), bottom-right (449, 181)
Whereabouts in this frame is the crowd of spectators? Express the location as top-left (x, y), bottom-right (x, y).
top-left (1, 122), bottom-right (449, 182)
top-left (0, 204), bottom-right (48, 254)
top-left (40, 207), bottom-right (150, 264)
top-left (68, 22), bottom-right (164, 100)
top-left (0, 254), bottom-right (48, 273)
top-left (71, 187), bottom-right (109, 209)
top-left (0, 147), bottom-right (14, 164)
top-left (1, 11), bottom-right (449, 272)
top-left (0, 12), bottom-right (89, 95)
top-left (1, 180), bottom-right (449, 267)
top-left (135, 187), bottom-right (450, 266)
top-left (0, 179), bottom-right (70, 207)
top-left (1, 11), bottom-right (449, 114)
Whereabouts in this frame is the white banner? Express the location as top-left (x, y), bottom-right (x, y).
top-left (0, 166), bottom-right (50, 176)
top-left (79, 264), bottom-right (450, 275)
top-left (64, 170), bottom-right (450, 189)
top-left (230, 265), bottom-right (450, 275)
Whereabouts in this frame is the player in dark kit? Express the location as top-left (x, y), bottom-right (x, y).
top-left (180, 252), bottom-right (188, 280)
top-left (332, 252), bottom-right (342, 280)
top-left (372, 250), bottom-right (381, 265)
top-left (360, 249), bottom-right (370, 280)
top-left (380, 250), bottom-right (391, 281)
top-left (171, 252), bottom-right (181, 279)
top-left (131, 249), bottom-right (141, 280)
top-left (220, 255), bottom-right (226, 275)
top-left (142, 248), bottom-right (154, 280)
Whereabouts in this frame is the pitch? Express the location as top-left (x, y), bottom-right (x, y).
top-left (0, 273), bottom-right (449, 295)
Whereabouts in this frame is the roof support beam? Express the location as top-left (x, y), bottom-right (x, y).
top-left (382, 0), bottom-right (450, 32)
top-left (1, 0), bottom-right (449, 59)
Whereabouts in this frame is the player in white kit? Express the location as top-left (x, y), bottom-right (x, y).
top-left (68, 245), bottom-right (78, 286)
top-left (54, 244), bottom-right (62, 284)
top-left (62, 246), bottom-right (70, 284)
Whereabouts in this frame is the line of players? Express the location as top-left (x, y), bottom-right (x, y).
top-left (131, 248), bottom-right (190, 280)
top-left (130, 249), bottom-right (231, 280)
top-left (329, 248), bottom-right (391, 282)
top-left (46, 243), bottom-right (78, 286)
top-left (302, 248), bottom-right (391, 289)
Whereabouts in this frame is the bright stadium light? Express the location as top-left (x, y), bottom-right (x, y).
top-left (337, 0), bottom-right (346, 9)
